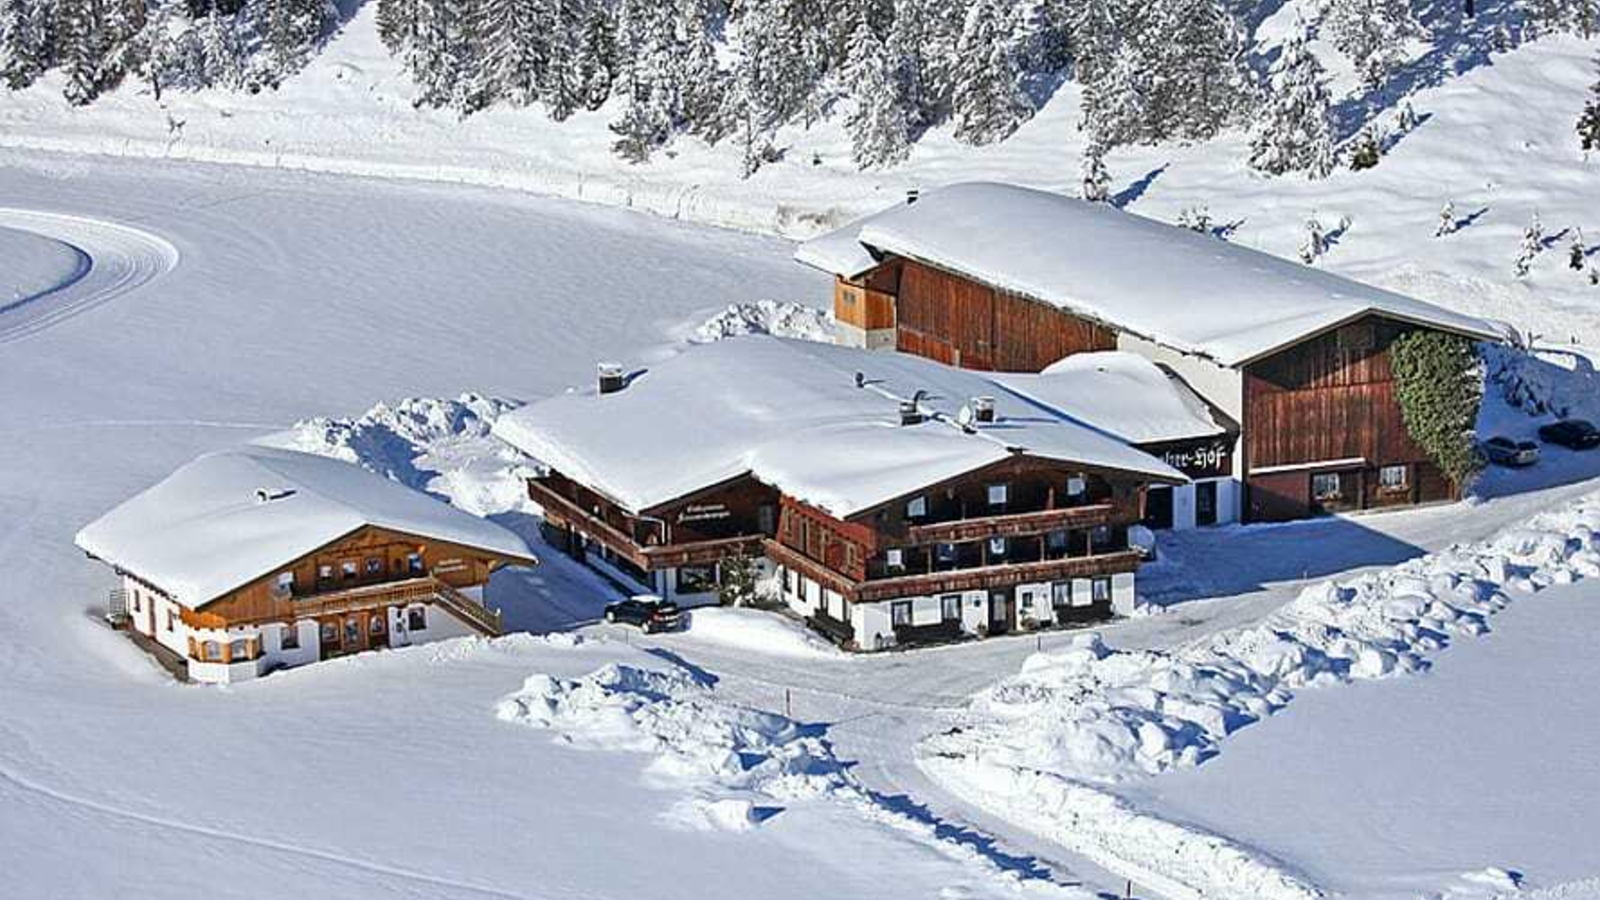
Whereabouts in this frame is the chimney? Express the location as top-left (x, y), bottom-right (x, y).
top-left (255, 488), bottom-right (271, 504)
top-left (972, 396), bottom-right (996, 424)
top-left (598, 362), bottom-right (626, 395)
top-left (899, 400), bottom-right (924, 427)
top-left (906, 189), bottom-right (920, 206)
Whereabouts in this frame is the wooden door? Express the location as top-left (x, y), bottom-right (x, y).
top-left (988, 590), bottom-right (1013, 635)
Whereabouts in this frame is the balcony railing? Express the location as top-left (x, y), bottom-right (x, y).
top-left (205, 576), bottom-right (503, 636)
top-left (904, 502), bottom-right (1116, 544)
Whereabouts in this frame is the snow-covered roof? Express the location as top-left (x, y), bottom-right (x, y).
top-left (75, 446), bottom-right (535, 607)
top-left (997, 352), bottom-right (1229, 446)
top-left (796, 182), bottom-right (1503, 367)
top-left (492, 337), bottom-right (1185, 520)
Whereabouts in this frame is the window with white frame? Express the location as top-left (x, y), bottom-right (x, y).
top-left (891, 601), bottom-right (912, 627)
top-left (229, 639), bottom-right (249, 659)
top-left (281, 623), bottom-right (300, 650)
top-left (988, 537), bottom-right (1007, 559)
top-left (341, 560), bottom-right (358, 580)
top-left (1312, 472), bottom-right (1342, 501)
top-left (166, 610), bottom-right (177, 632)
top-left (275, 571), bottom-right (294, 595)
top-left (201, 641), bottom-right (222, 662)
top-left (940, 594), bottom-right (962, 621)
top-left (1380, 464), bottom-right (1409, 491)
top-left (1091, 576), bottom-right (1111, 604)
top-left (906, 495), bottom-right (928, 520)
top-left (1066, 475), bottom-right (1087, 499)
top-left (987, 483), bottom-right (1009, 508)
top-left (318, 564), bottom-right (334, 582)
top-left (365, 557), bottom-right (383, 575)
top-left (935, 542), bottom-right (956, 564)
top-left (406, 552), bottom-right (425, 575)
top-left (131, 590), bottom-right (141, 613)
top-left (886, 548), bottom-right (905, 571)
top-left (1051, 580), bottom-right (1072, 609)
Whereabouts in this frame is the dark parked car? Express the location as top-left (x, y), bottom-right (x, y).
top-left (1537, 419), bottom-right (1600, 450)
top-left (1481, 436), bottom-right (1541, 467)
top-left (603, 595), bottom-right (682, 633)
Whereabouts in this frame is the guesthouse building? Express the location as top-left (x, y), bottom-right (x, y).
top-left (77, 447), bottom-right (537, 683)
top-left (493, 336), bottom-right (1186, 650)
top-left (798, 182), bottom-right (1503, 523)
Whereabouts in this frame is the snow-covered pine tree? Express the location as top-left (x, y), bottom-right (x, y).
top-left (674, 0), bottom-right (727, 138)
top-left (1349, 123), bottom-right (1382, 169)
top-left (1080, 140), bottom-right (1111, 202)
top-left (1436, 200), bottom-right (1457, 237)
top-left (735, 0), bottom-right (830, 134)
top-left (1068, 0), bottom-right (1121, 86)
top-left (0, 0), bottom-right (49, 89)
top-left (888, 0), bottom-right (957, 129)
top-left (1396, 99), bottom-right (1419, 132)
top-left (1526, 0), bottom-right (1598, 39)
top-left (1570, 228), bottom-right (1587, 269)
top-left (474, 0), bottom-right (552, 108)
top-left (1177, 205), bottom-right (1212, 233)
top-left (573, 1), bottom-right (614, 111)
top-left (1248, 23), bottom-right (1336, 178)
top-left (1323, 0), bottom-right (1416, 89)
top-left (1514, 211), bottom-right (1544, 276)
top-left (844, 15), bottom-right (910, 169)
top-left (256, 0), bottom-right (333, 88)
top-left (1300, 213), bottom-right (1327, 264)
top-left (1579, 52), bottom-right (1600, 151)
top-left (53, 0), bottom-right (102, 105)
top-left (200, 9), bottom-right (245, 89)
top-left (1145, 0), bottom-right (1246, 141)
top-left (951, 0), bottom-right (1030, 145)
top-left (1081, 34), bottom-right (1148, 147)
top-left (96, 0), bottom-right (150, 93)
top-left (407, 0), bottom-right (478, 108)
top-left (376, 0), bottom-right (417, 54)
top-left (608, 0), bottom-right (675, 161)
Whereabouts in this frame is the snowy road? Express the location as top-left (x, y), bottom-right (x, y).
top-left (0, 208), bottom-right (179, 343)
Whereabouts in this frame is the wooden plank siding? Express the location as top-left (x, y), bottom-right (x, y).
top-left (1243, 315), bottom-right (1459, 521)
top-left (891, 258), bottom-right (1116, 372)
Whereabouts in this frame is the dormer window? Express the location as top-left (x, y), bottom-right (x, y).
top-left (987, 483), bottom-right (1009, 508)
top-left (906, 495), bottom-right (928, 520)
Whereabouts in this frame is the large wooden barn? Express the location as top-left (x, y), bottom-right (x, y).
top-left (77, 447), bottom-right (536, 683)
top-left (493, 337), bottom-right (1186, 650)
top-left (798, 182), bottom-right (1503, 523)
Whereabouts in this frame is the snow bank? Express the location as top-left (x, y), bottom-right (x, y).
top-left (1486, 342), bottom-right (1600, 424)
top-left (923, 491), bottom-right (1600, 900)
top-left (691, 300), bottom-right (834, 345)
top-left (680, 607), bottom-right (842, 659)
top-left (496, 663), bottom-right (849, 829)
top-left (259, 393), bottom-right (537, 517)
top-left (0, 225), bottom-right (85, 304)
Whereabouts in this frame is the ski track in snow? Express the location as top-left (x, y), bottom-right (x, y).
top-left (0, 760), bottom-right (552, 900)
top-left (0, 208), bottom-right (179, 343)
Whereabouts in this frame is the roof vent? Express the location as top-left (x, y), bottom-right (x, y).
top-left (973, 396), bottom-right (996, 423)
top-left (254, 488), bottom-right (294, 504)
top-left (899, 401), bottom-right (923, 426)
top-left (854, 371), bottom-right (866, 388)
top-left (598, 362), bottom-right (626, 395)
top-left (906, 189), bottom-right (920, 206)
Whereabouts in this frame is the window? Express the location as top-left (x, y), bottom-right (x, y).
top-left (341, 560), bottom-right (358, 581)
top-left (229, 639), bottom-right (249, 660)
top-left (365, 557), bottom-right (383, 575)
top-left (131, 590), bottom-right (141, 613)
top-left (1066, 476), bottom-right (1087, 501)
top-left (886, 548), bottom-right (905, 571)
top-left (891, 601), bottom-right (912, 627)
top-left (1046, 530), bottom-right (1068, 553)
top-left (906, 495), bottom-right (928, 520)
top-left (935, 542), bottom-right (956, 564)
top-left (318, 564), bottom-right (334, 582)
top-left (166, 610), bottom-right (177, 632)
top-left (677, 565), bottom-right (718, 594)
top-left (408, 607), bottom-right (427, 631)
top-left (940, 594), bottom-right (962, 622)
top-left (987, 537), bottom-right (1007, 559)
top-left (1090, 525), bottom-right (1111, 551)
top-left (201, 640), bottom-right (222, 661)
top-left (1312, 472), bottom-right (1342, 501)
top-left (1051, 581), bottom-right (1072, 609)
top-left (1380, 464), bottom-right (1409, 491)
top-left (1091, 576), bottom-right (1112, 604)
top-left (320, 621), bottom-right (337, 644)
top-left (343, 617), bottom-right (361, 646)
top-left (785, 568), bottom-right (799, 596)
top-left (987, 483), bottom-right (1009, 508)
top-left (758, 504), bottom-right (776, 535)
top-left (274, 571), bottom-right (294, 595)
top-left (281, 624), bottom-right (300, 650)
top-left (370, 615), bottom-right (386, 635)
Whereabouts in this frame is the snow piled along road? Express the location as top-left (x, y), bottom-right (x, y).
top-left (0, 208), bottom-right (178, 343)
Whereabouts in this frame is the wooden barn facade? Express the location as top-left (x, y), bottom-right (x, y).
top-left (800, 182), bottom-right (1502, 524)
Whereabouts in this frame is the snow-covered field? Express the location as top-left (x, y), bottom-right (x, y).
top-left (4, 21), bottom-right (1600, 890)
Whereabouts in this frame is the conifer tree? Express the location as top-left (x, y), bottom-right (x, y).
top-left (0, 0), bottom-right (50, 89)
top-left (1349, 123), bottom-right (1382, 169)
top-left (376, 0), bottom-right (417, 54)
top-left (1080, 140), bottom-right (1111, 202)
top-left (844, 16), bottom-right (909, 169)
top-left (1436, 200), bottom-right (1457, 237)
top-left (1569, 228), bottom-right (1587, 270)
top-left (951, 0), bottom-right (1029, 145)
top-left (475, 0), bottom-right (550, 107)
top-left (200, 8), bottom-right (244, 88)
top-left (54, 0), bottom-right (102, 105)
top-left (573, 1), bottom-right (613, 110)
top-left (1081, 35), bottom-right (1147, 147)
top-left (1514, 211), bottom-right (1544, 277)
top-left (1324, 0), bottom-right (1416, 89)
top-left (1248, 24), bottom-right (1335, 178)
top-left (1579, 52), bottom-right (1600, 152)
top-left (1300, 213), bottom-right (1327, 264)
top-left (1145, 0), bottom-right (1245, 141)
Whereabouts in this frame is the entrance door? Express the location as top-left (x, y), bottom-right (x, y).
top-left (1195, 481), bottom-right (1218, 526)
top-left (1144, 486), bottom-right (1174, 530)
top-left (988, 589), bottom-right (1013, 635)
top-left (342, 615), bottom-right (365, 654)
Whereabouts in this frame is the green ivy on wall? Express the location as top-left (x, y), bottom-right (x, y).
top-left (1390, 331), bottom-right (1485, 484)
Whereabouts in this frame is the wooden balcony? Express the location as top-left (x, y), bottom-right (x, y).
top-left (905, 502), bottom-right (1116, 545)
top-left (764, 539), bottom-right (1141, 604)
top-left (530, 477), bottom-right (764, 572)
top-left (191, 576), bottom-right (504, 636)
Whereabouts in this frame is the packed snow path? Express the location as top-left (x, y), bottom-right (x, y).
top-left (0, 208), bottom-right (178, 343)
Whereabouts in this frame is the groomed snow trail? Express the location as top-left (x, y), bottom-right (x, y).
top-left (0, 208), bottom-right (178, 343)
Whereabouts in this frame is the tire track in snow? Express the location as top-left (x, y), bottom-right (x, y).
top-left (0, 763), bottom-right (560, 900)
top-left (0, 208), bottom-right (179, 344)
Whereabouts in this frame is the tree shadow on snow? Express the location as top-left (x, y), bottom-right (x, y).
top-left (859, 788), bottom-right (1074, 886)
top-left (1111, 165), bottom-right (1168, 209)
